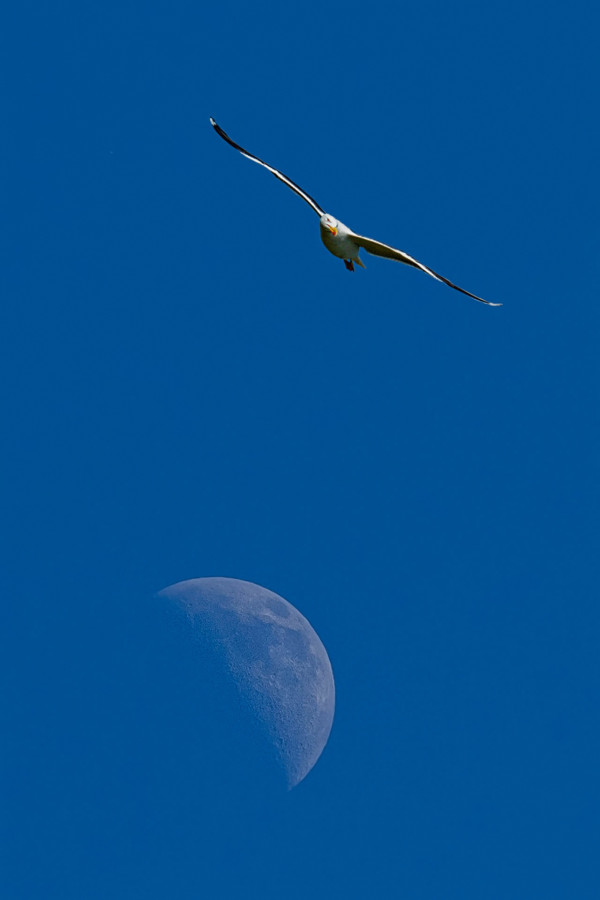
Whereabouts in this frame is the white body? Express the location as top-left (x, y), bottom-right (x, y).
top-left (319, 218), bottom-right (360, 262)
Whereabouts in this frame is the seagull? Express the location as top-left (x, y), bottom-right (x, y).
top-left (210, 118), bottom-right (501, 307)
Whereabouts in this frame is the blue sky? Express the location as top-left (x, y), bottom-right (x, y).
top-left (3, 0), bottom-right (599, 897)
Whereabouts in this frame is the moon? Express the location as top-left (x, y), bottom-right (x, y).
top-left (156, 577), bottom-right (335, 789)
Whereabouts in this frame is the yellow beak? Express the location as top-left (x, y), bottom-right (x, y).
top-left (329, 226), bottom-right (338, 236)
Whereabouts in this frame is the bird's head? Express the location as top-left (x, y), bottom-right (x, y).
top-left (320, 214), bottom-right (338, 236)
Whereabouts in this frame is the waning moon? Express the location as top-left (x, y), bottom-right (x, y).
top-left (157, 577), bottom-right (335, 789)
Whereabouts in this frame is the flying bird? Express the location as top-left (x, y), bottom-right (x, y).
top-left (210, 118), bottom-right (501, 307)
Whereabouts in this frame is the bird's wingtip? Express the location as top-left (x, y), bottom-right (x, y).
top-left (209, 117), bottom-right (216, 126)
top-left (487, 301), bottom-right (503, 307)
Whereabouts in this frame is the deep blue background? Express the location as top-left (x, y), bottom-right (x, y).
top-left (3, 1), bottom-right (599, 897)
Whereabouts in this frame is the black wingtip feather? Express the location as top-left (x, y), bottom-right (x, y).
top-left (208, 117), bottom-right (325, 217)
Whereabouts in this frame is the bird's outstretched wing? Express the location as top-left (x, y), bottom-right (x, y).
top-left (351, 232), bottom-right (501, 306)
top-left (210, 118), bottom-right (325, 217)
